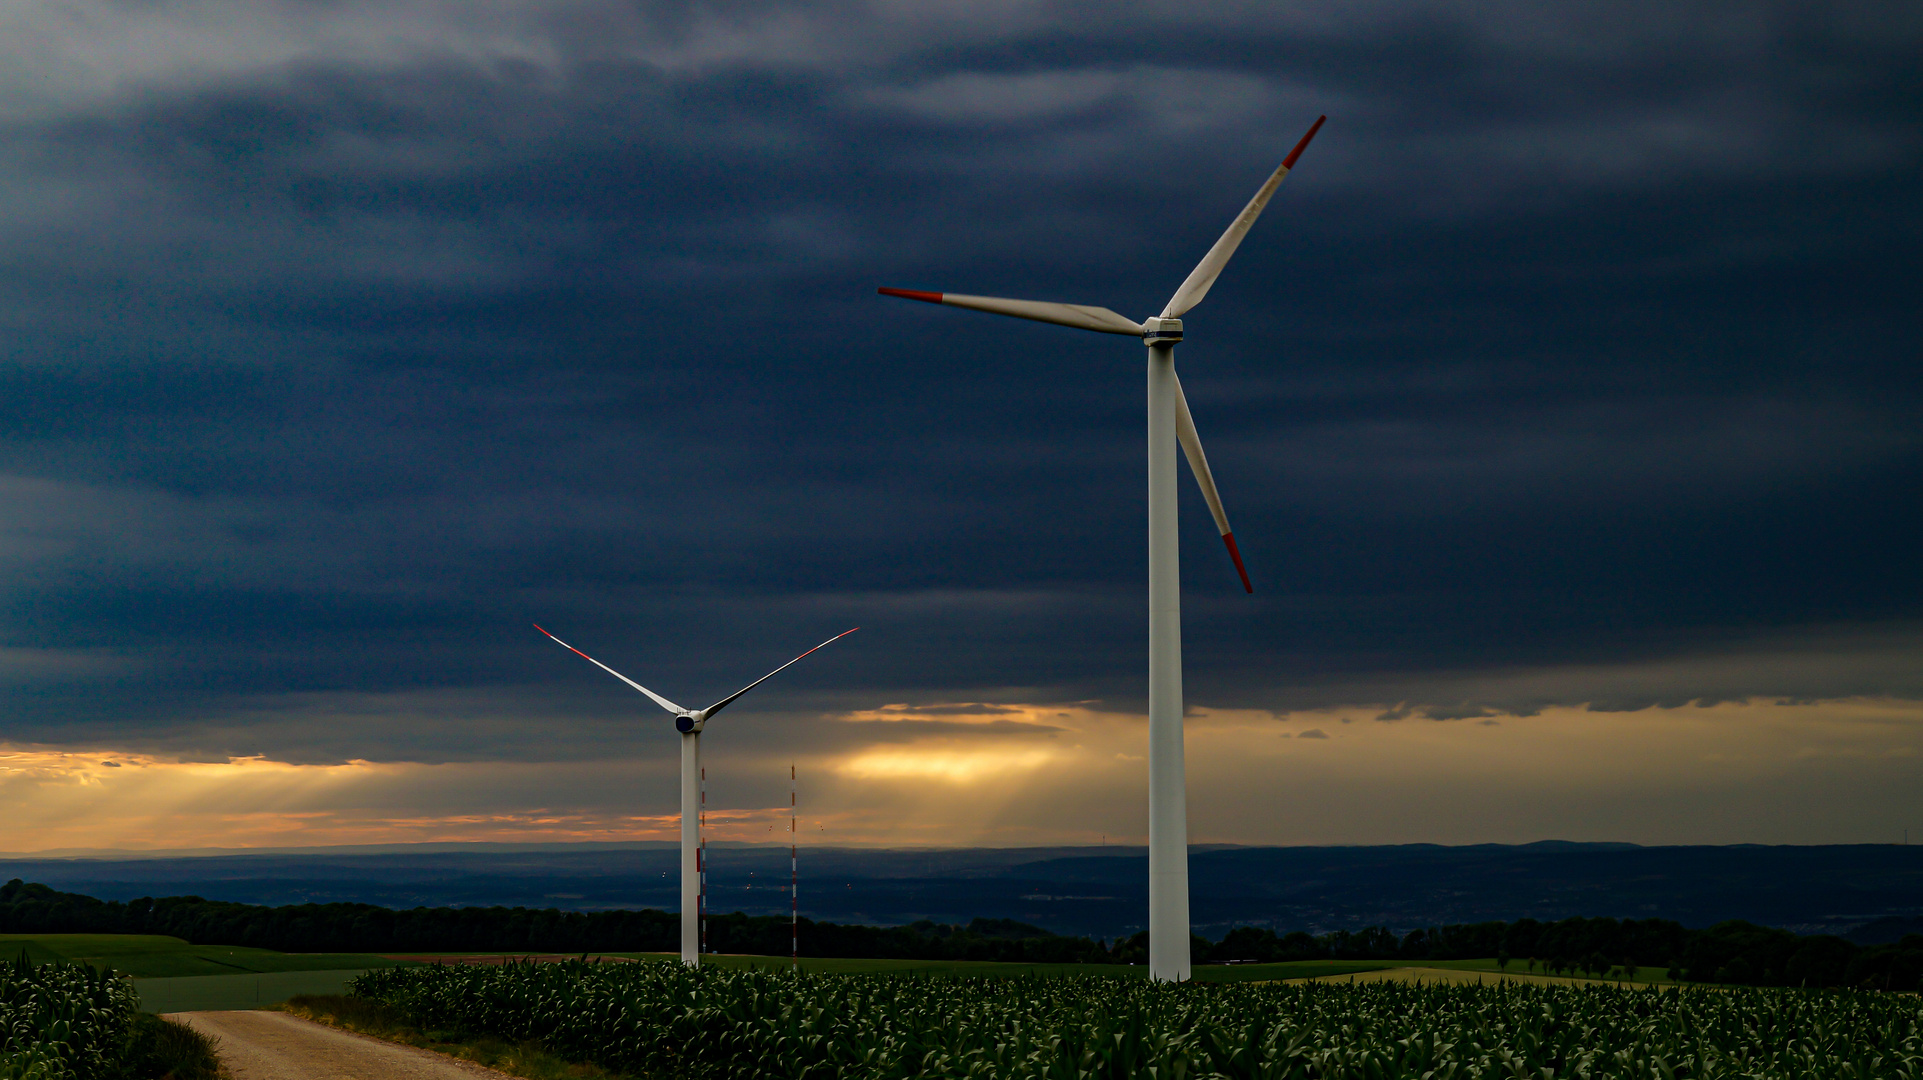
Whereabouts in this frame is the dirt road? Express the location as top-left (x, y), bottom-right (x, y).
top-left (166, 1011), bottom-right (514, 1080)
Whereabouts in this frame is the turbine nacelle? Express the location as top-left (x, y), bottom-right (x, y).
top-left (1141, 317), bottom-right (1183, 346)
top-left (675, 712), bottom-right (708, 733)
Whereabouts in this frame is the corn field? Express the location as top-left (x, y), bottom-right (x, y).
top-left (352, 959), bottom-right (1923, 1080)
top-left (0, 955), bottom-right (139, 1080)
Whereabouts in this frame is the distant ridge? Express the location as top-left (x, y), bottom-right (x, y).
top-left (1847, 916), bottom-right (1923, 945)
top-left (1514, 840), bottom-right (1644, 850)
top-left (4, 842), bottom-right (1919, 939)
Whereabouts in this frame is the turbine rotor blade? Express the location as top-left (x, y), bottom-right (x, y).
top-left (703, 627), bottom-right (861, 719)
top-left (1173, 375), bottom-right (1253, 593)
top-left (879, 288), bottom-right (1143, 336)
top-left (534, 624), bottom-right (686, 714)
top-left (1161, 115), bottom-right (1325, 319)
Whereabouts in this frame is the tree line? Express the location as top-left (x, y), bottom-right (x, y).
top-left (1199, 917), bottom-right (1923, 989)
top-left (4, 879), bottom-right (1919, 989)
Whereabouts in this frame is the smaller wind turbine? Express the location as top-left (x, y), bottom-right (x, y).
top-left (535, 624), bottom-right (858, 966)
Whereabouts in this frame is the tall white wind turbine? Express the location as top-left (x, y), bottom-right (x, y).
top-left (535, 624), bottom-right (859, 967)
top-left (878, 117), bottom-right (1324, 983)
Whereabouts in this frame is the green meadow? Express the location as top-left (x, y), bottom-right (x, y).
top-left (0, 933), bottom-right (413, 1012)
top-left (135, 969), bottom-right (386, 1013)
top-left (661, 954), bottom-right (1682, 984)
top-left (0, 933), bottom-right (404, 978)
top-left (1, 931), bottom-right (1680, 1013)
top-left (619, 952), bottom-right (1408, 982)
top-left (5, 933), bottom-right (1682, 986)
top-left (1355, 956), bottom-right (1680, 985)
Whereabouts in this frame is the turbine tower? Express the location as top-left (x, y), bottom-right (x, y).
top-left (878, 117), bottom-right (1323, 982)
top-left (535, 624), bottom-right (858, 966)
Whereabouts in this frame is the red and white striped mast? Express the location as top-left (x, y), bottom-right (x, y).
top-left (878, 117), bottom-right (1323, 983)
top-left (790, 763), bottom-right (798, 965)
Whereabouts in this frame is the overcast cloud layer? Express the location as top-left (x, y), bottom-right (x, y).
top-left (1, 0), bottom-right (1919, 846)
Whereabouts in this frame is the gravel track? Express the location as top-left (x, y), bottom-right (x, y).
top-left (165, 1011), bottom-right (517, 1080)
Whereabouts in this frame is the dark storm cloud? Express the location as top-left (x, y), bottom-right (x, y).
top-left (0, 0), bottom-right (1918, 759)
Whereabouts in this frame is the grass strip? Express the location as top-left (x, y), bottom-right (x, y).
top-left (124, 1013), bottom-right (224, 1080)
top-left (279, 996), bottom-right (625, 1080)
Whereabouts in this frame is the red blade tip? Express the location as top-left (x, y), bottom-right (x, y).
top-left (878, 287), bottom-right (943, 304)
top-left (1281, 115), bottom-right (1326, 170)
top-left (1223, 533), bottom-right (1253, 594)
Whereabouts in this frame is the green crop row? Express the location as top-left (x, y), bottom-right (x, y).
top-left (0, 955), bottom-right (139, 1080)
top-left (352, 959), bottom-right (1923, 1080)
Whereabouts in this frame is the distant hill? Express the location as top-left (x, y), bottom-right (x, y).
top-left (1847, 916), bottom-right (1923, 945)
top-left (3, 841), bottom-right (1919, 940)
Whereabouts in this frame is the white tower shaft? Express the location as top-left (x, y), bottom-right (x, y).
top-left (1145, 342), bottom-right (1191, 982)
top-left (680, 730), bottom-right (701, 966)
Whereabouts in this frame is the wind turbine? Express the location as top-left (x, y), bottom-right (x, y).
top-left (878, 116), bottom-right (1324, 983)
top-left (534, 623), bottom-right (859, 966)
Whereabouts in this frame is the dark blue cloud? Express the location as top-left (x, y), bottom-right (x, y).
top-left (0, 0), bottom-right (1918, 756)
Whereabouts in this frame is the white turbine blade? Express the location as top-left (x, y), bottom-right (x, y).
top-left (703, 627), bottom-right (860, 718)
top-left (879, 288), bottom-right (1143, 336)
top-left (1161, 116), bottom-right (1325, 319)
top-left (1173, 375), bottom-right (1253, 594)
top-left (534, 624), bottom-right (685, 714)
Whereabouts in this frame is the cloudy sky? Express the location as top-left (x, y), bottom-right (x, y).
top-left (2, 0), bottom-right (1919, 854)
